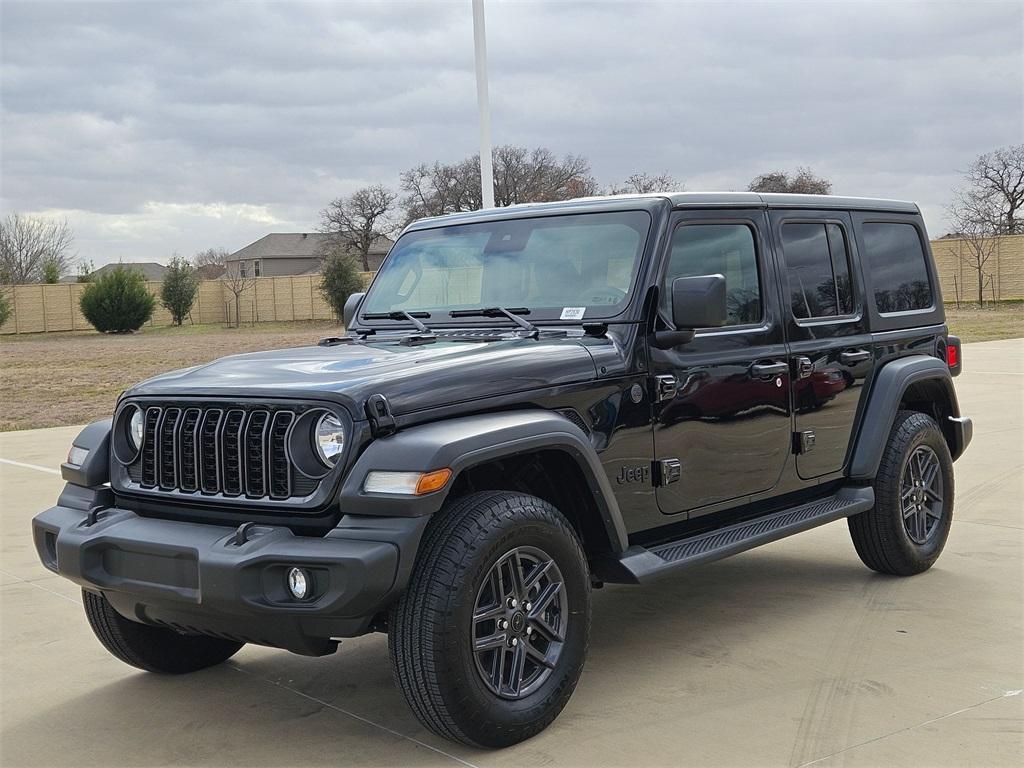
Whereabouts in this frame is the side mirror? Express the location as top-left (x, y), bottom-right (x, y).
top-left (343, 292), bottom-right (365, 329)
top-left (654, 274), bottom-right (727, 348)
top-left (671, 274), bottom-right (727, 329)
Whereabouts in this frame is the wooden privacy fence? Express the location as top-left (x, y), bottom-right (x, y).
top-left (0, 272), bottom-right (375, 335)
top-left (929, 234), bottom-right (1024, 303)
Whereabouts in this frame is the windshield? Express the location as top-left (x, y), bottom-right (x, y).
top-left (361, 210), bottom-right (651, 322)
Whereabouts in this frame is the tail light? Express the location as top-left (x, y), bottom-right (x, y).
top-left (945, 335), bottom-right (962, 377)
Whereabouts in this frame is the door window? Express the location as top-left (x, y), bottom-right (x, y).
top-left (663, 223), bottom-right (761, 326)
top-left (781, 222), bottom-right (854, 319)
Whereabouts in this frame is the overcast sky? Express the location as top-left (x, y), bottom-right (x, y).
top-left (1, 0), bottom-right (1022, 268)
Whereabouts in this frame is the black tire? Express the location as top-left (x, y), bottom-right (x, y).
top-left (848, 410), bottom-right (954, 576)
top-left (389, 491), bottom-right (590, 748)
top-left (82, 590), bottom-right (244, 673)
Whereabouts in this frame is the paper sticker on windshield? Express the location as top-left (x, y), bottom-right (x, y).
top-left (560, 307), bottom-right (586, 321)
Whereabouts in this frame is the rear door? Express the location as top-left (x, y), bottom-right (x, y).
top-left (650, 209), bottom-right (792, 516)
top-left (770, 210), bottom-right (875, 479)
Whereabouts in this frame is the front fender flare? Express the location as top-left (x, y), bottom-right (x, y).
top-left (337, 409), bottom-right (629, 554)
top-left (61, 419), bottom-right (112, 488)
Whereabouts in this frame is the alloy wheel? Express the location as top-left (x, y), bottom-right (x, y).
top-left (471, 546), bottom-right (567, 699)
top-left (900, 445), bottom-right (944, 544)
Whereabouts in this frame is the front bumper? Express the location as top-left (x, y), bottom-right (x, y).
top-left (32, 492), bottom-right (425, 655)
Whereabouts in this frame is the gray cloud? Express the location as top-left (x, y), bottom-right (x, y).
top-left (1, 0), bottom-right (1021, 266)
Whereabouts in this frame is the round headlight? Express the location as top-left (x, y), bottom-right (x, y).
top-left (314, 413), bottom-right (345, 465)
top-left (128, 407), bottom-right (145, 450)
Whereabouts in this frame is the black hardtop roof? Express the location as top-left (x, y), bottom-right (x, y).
top-left (404, 192), bottom-right (919, 231)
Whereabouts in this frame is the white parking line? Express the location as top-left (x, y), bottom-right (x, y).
top-left (0, 458), bottom-right (61, 475)
top-left (229, 664), bottom-right (482, 768)
top-left (0, 569), bottom-right (79, 604)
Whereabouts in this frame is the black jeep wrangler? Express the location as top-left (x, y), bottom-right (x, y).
top-left (33, 193), bottom-right (972, 747)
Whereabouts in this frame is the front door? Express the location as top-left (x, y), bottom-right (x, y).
top-left (769, 210), bottom-right (875, 479)
top-left (650, 209), bottom-right (792, 517)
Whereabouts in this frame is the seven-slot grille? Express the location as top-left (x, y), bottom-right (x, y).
top-left (134, 405), bottom-right (298, 500)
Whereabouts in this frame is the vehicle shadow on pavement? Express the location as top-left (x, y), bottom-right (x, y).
top-left (4, 547), bottom-right (897, 766)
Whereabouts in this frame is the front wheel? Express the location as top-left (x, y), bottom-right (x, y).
top-left (848, 410), bottom-right (954, 576)
top-left (389, 491), bottom-right (590, 748)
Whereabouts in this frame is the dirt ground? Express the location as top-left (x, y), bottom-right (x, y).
top-left (0, 321), bottom-right (341, 431)
top-left (1, 304), bottom-right (1021, 432)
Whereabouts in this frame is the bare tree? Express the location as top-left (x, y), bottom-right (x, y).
top-left (192, 247), bottom-right (230, 279)
top-left (607, 172), bottom-right (684, 195)
top-left (491, 146), bottom-right (599, 206)
top-left (748, 168), bottom-right (832, 195)
top-left (320, 185), bottom-right (398, 271)
top-left (947, 185), bottom-right (1002, 306)
top-left (961, 145), bottom-right (1024, 235)
top-left (400, 159), bottom-right (482, 223)
top-left (220, 261), bottom-right (255, 327)
top-left (399, 145), bottom-right (599, 224)
top-left (0, 213), bottom-right (75, 284)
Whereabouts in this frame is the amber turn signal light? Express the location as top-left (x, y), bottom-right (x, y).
top-left (415, 468), bottom-right (453, 495)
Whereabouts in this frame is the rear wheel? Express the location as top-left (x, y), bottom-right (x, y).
top-left (848, 410), bottom-right (954, 576)
top-left (389, 491), bottom-right (590, 748)
top-left (83, 590), bottom-right (244, 673)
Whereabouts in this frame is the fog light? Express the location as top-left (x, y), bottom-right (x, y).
top-left (287, 567), bottom-right (310, 600)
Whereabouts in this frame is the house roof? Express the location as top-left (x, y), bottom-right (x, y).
top-left (227, 233), bottom-right (392, 262)
top-left (90, 262), bottom-right (169, 281)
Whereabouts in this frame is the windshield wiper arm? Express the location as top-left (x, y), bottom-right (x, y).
top-left (361, 311), bottom-right (432, 334)
top-left (360, 311), bottom-right (437, 346)
top-left (449, 307), bottom-right (539, 338)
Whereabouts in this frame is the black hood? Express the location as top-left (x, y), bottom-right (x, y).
top-left (125, 335), bottom-right (601, 419)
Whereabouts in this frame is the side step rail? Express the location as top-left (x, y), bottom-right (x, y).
top-left (596, 486), bottom-right (874, 584)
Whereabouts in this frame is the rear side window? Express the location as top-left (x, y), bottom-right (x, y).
top-left (861, 223), bottom-right (933, 313)
top-left (664, 223), bottom-right (762, 326)
top-left (781, 222), bottom-right (854, 319)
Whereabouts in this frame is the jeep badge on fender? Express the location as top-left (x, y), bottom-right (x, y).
top-left (616, 464), bottom-right (650, 484)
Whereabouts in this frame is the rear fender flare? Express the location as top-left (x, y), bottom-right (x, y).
top-left (849, 355), bottom-right (961, 479)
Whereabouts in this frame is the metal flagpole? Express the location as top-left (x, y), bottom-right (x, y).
top-left (472, 0), bottom-right (495, 209)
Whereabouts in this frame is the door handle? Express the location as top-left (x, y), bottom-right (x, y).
top-left (840, 349), bottom-right (871, 365)
top-left (750, 361), bottom-right (788, 378)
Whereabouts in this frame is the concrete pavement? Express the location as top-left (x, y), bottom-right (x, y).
top-left (1, 339), bottom-right (1021, 767)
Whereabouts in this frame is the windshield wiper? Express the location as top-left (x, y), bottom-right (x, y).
top-left (361, 310), bottom-right (431, 333)
top-left (449, 307), bottom-right (539, 338)
top-left (360, 311), bottom-right (436, 346)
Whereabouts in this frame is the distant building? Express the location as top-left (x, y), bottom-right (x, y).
top-left (195, 263), bottom-right (226, 280)
top-left (89, 262), bottom-right (169, 281)
top-left (225, 233), bottom-right (392, 277)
